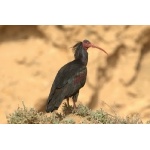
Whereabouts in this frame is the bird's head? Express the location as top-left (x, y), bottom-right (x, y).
top-left (82, 39), bottom-right (108, 55)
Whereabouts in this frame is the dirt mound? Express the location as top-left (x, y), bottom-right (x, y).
top-left (0, 25), bottom-right (150, 123)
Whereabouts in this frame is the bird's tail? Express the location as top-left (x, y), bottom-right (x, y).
top-left (46, 90), bottom-right (64, 113)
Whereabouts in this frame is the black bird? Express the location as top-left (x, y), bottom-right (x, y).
top-left (46, 39), bottom-right (108, 113)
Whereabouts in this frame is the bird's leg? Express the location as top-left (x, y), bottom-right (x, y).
top-left (72, 91), bottom-right (79, 110)
top-left (73, 101), bottom-right (77, 109)
top-left (66, 98), bottom-right (69, 107)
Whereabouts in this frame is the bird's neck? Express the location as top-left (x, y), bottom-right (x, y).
top-left (75, 48), bottom-right (88, 66)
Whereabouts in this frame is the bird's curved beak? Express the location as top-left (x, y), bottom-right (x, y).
top-left (90, 43), bottom-right (108, 55)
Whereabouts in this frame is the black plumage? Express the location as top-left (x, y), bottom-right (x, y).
top-left (46, 40), bottom-right (108, 113)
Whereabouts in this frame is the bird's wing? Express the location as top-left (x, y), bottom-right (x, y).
top-left (55, 61), bottom-right (85, 88)
top-left (48, 61), bottom-right (86, 99)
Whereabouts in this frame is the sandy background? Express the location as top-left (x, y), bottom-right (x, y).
top-left (0, 25), bottom-right (150, 123)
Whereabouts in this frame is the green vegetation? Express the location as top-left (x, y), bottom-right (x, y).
top-left (6, 102), bottom-right (149, 124)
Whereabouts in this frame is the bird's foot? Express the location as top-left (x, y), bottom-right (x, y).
top-left (72, 106), bottom-right (78, 114)
top-left (62, 102), bottom-right (73, 115)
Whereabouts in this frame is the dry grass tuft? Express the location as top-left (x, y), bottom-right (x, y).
top-left (6, 102), bottom-right (148, 124)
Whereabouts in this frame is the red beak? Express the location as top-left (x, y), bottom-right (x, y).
top-left (90, 44), bottom-right (108, 55)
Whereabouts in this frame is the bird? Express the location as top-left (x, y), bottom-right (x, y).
top-left (46, 39), bottom-right (108, 113)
